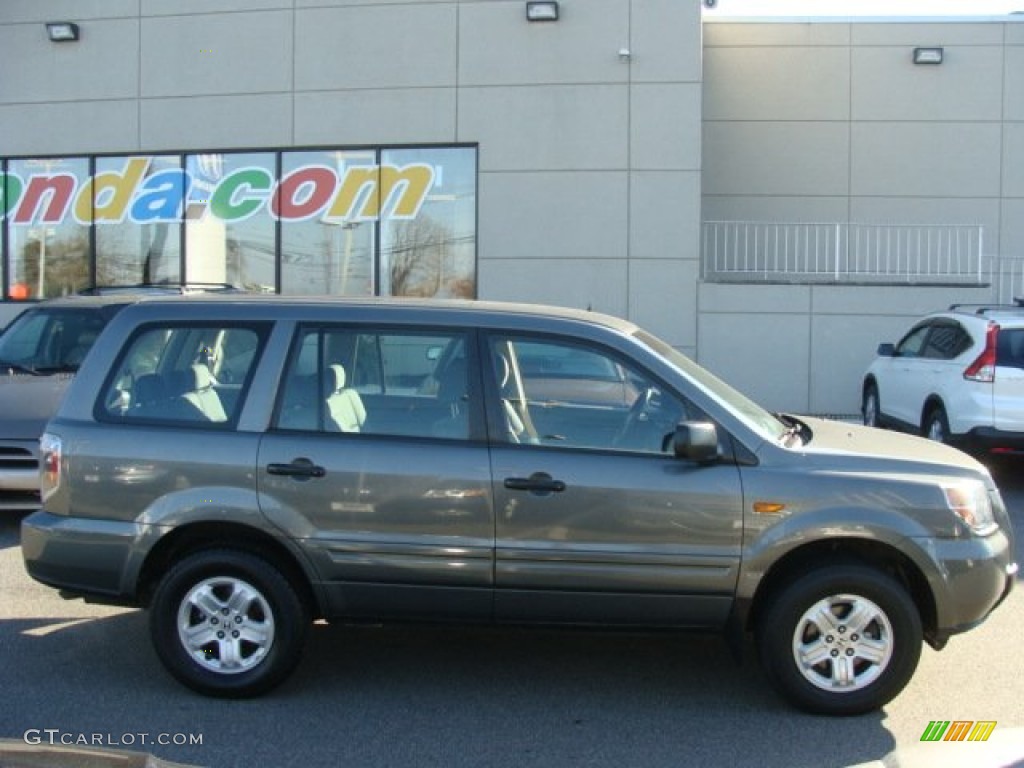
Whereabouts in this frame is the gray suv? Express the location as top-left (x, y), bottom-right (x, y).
top-left (21, 296), bottom-right (1017, 715)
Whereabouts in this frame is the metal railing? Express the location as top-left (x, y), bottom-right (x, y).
top-left (992, 257), bottom-right (1024, 304)
top-left (702, 221), bottom-right (985, 285)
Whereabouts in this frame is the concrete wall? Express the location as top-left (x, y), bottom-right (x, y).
top-left (700, 19), bottom-right (1024, 415)
top-left (0, 0), bottom-right (705, 356)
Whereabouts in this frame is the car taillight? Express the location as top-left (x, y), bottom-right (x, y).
top-left (40, 432), bottom-right (62, 501)
top-left (964, 324), bottom-right (998, 383)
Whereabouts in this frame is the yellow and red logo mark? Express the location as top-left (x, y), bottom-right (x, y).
top-left (920, 720), bottom-right (997, 742)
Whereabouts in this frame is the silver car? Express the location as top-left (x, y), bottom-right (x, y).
top-left (21, 296), bottom-right (1017, 715)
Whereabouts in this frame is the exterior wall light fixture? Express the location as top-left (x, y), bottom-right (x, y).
top-left (45, 22), bottom-right (80, 42)
top-left (526, 2), bottom-right (559, 22)
top-left (913, 47), bottom-right (943, 65)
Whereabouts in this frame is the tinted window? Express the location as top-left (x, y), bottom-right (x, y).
top-left (276, 327), bottom-right (473, 439)
top-left (923, 322), bottom-right (971, 360)
top-left (99, 324), bottom-right (265, 426)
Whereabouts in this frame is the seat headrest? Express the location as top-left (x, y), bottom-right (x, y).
top-left (329, 363), bottom-right (347, 392)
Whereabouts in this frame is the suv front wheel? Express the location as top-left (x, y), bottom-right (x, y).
top-left (862, 383), bottom-right (880, 428)
top-left (149, 549), bottom-right (310, 698)
top-left (757, 564), bottom-right (922, 715)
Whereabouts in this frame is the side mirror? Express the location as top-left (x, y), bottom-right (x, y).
top-left (876, 343), bottom-right (895, 357)
top-left (672, 421), bottom-right (719, 464)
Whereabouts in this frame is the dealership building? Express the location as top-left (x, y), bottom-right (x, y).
top-left (2, 1), bottom-right (1023, 415)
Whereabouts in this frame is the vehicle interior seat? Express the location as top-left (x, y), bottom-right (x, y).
top-left (326, 363), bottom-right (366, 433)
top-left (180, 363), bottom-right (228, 422)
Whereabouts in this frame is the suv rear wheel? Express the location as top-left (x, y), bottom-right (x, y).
top-left (757, 564), bottom-right (922, 715)
top-left (149, 549), bottom-right (309, 697)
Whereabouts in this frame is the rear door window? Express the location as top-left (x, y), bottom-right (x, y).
top-left (275, 326), bottom-right (479, 440)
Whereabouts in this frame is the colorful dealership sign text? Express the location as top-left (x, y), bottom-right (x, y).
top-left (0, 157), bottom-right (435, 226)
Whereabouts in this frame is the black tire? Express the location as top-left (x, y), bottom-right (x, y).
top-left (862, 384), bottom-right (880, 428)
top-left (757, 564), bottom-right (922, 716)
top-left (923, 406), bottom-right (950, 444)
top-left (149, 549), bottom-right (309, 698)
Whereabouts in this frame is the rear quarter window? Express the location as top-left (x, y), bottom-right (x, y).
top-left (97, 323), bottom-right (268, 427)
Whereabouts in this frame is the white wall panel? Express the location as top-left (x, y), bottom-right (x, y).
top-left (459, 85), bottom-right (628, 171)
top-left (295, 89), bottom-right (457, 146)
top-left (142, 94), bottom-right (293, 150)
top-left (141, 11), bottom-right (292, 98)
top-left (478, 171), bottom-right (627, 261)
top-left (459, 0), bottom-right (628, 86)
top-left (295, 5), bottom-right (456, 91)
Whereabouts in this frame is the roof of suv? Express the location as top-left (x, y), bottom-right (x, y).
top-left (113, 294), bottom-right (641, 334)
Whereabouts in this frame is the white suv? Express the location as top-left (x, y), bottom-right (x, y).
top-left (862, 303), bottom-right (1024, 454)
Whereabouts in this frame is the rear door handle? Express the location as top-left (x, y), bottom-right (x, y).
top-left (267, 458), bottom-right (326, 479)
top-left (504, 472), bottom-right (566, 494)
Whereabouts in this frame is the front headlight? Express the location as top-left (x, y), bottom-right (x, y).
top-left (942, 481), bottom-right (997, 535)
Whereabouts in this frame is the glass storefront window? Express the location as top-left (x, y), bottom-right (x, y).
top-left (279, 150), bottom-right (376, 297)
top-left (6, 157), bottom-right (91, 299)
top-left (380, 147), bottom-right (476, 299)
top-left (94, 155), bottom-right (182, 287)
top-left (185, 152), bottom-right (276, 292)
top-left (1, 145), bottom-right (476, 302)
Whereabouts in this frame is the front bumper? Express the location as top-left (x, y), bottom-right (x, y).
top-left (21, 509), bottom-right (142, 602)
top-left (916, 526), bottom-right (1017, 640)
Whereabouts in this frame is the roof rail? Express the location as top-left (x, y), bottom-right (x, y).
top-left (948, 302), bottom-right (1024, 316)
top-left (76, 283), bottom-right (244, 296)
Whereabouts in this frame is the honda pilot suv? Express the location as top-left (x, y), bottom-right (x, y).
top-left (862, 303), bottom-right (1024, 454)
top-left (21, 296), bottom-right (1017, 715)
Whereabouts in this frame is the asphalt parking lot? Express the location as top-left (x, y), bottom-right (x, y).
top-left (0, 461), bottom-right (1021, 768)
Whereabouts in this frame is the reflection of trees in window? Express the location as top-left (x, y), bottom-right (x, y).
top-left (22, 233), bottom-right (89, 297)
top-left (386, 216), bottom-right (473, 299)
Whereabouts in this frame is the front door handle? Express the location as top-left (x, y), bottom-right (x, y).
top-left (504, 472), bottom-right (566, 494)
top-left (267, 458), bottom-right (326, 480)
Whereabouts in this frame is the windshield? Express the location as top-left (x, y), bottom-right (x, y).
top-left (0, 306), bottom-right (110, 373)
top-left (633, 329), bottom-right (789, 442)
